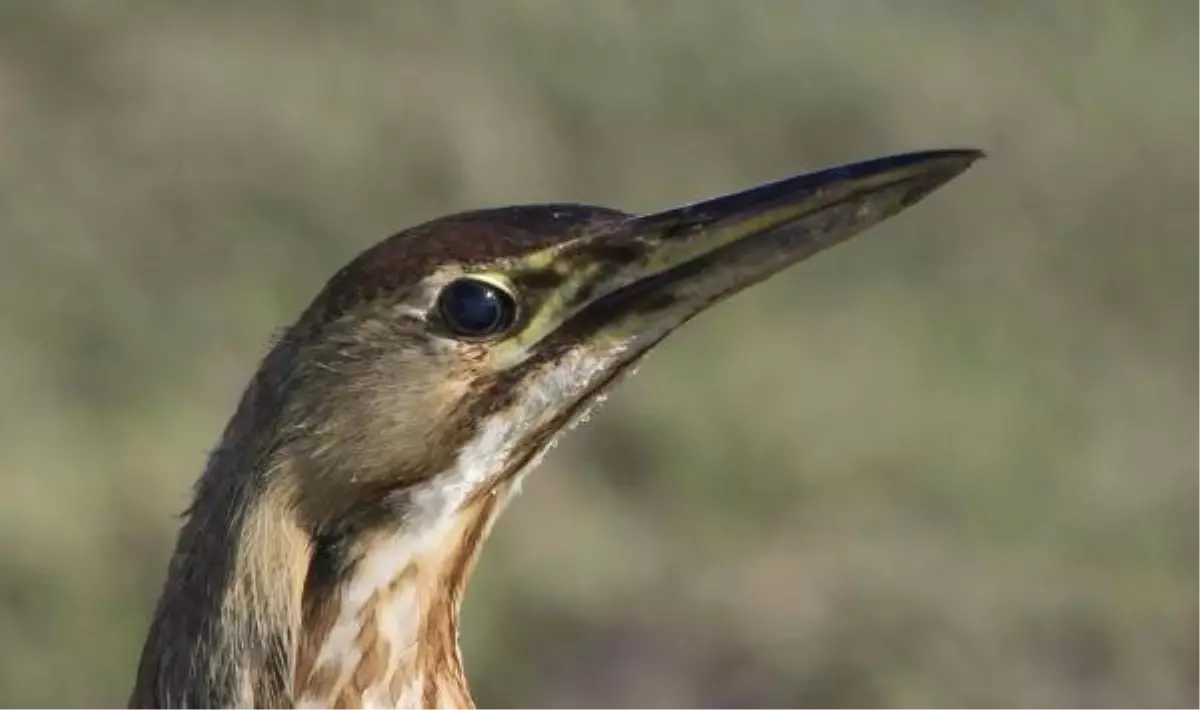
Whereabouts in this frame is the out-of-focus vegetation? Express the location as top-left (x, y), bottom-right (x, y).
top-left (0, 1), bottom-right (1194, 707)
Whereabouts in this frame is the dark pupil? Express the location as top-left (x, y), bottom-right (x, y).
top-left (440, 279), bottom-right (508, 336)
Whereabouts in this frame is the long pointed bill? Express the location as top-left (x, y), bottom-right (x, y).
top-left (538, 149), bottom-right (982, 353)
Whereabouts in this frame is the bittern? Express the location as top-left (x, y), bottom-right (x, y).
top-left (130, 149), bottom-right (980, 709)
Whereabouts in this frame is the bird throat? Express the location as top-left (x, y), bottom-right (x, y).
top-left (286, 349), bottom-right (621, 708)
top-left (291, 349), bottom-right (619, 705)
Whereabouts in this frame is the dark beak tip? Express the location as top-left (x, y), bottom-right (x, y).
top-left (926, 148), bottom-right (986, 181)
top-left (936, 147), bottom-right (986, 172)
top-left (860, 148), bottom-right (985, 206)
top-left (873, 147), bottom-right (986, 178)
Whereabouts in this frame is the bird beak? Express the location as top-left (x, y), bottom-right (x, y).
top-left (533, 149), bottom-right (982, 355)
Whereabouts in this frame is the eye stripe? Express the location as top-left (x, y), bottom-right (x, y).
top-left (509, 269), bottom-right (566, 291)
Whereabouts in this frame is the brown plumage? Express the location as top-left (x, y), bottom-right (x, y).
top-left (129, 150), bottom-right (980, 709)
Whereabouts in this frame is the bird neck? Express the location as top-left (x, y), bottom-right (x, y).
top-left (130, 449), bottom-right (503, 709)
top-left (293, 493), bottom-right (500, 708)
top-left (129, 459), bottom-right (311, 707)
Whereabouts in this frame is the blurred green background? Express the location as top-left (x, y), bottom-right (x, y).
top-left (0, 1), bottom-right (1195, 707)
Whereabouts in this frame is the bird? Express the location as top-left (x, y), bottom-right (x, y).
top-left (128, 148), bottom-right (980, 709)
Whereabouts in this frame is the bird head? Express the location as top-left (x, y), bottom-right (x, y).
top-left (259, 150), bottom-right (981, 540)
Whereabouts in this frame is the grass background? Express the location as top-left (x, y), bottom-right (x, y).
top-left (0, 1), bottom-right (1195, 706)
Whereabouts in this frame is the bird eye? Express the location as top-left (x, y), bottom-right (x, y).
top-left (437, 277), bottom-right (518, 339)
